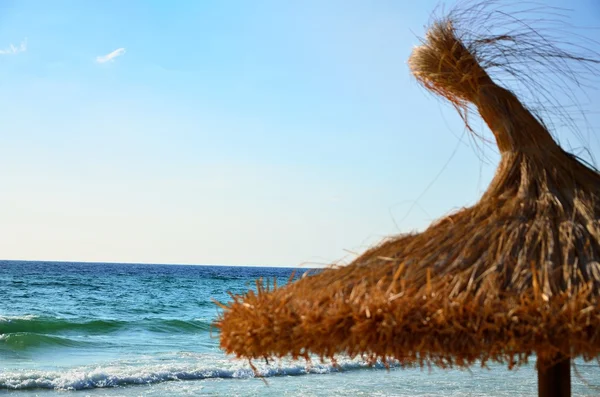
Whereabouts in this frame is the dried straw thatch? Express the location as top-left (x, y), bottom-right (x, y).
top-left (216, 3), bottom-right (600, 374)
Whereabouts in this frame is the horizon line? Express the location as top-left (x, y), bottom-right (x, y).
top-left (0, 258), bottom-right (324, 269)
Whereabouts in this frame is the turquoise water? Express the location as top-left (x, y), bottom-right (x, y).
top-left (1, 260), bottom-right (599, 396)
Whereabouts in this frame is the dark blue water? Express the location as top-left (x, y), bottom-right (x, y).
top-left (1, 261), bottom-right (599, 396)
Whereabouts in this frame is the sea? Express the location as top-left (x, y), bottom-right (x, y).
top-left (1, 260), bottom-right (599, 396)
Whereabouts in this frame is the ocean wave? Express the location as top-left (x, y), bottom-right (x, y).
top-left (143, 319), bottom-right (211, 333)
top-left (0, 315), bottom-right (211, 335)
top-left (0, 333), bottom-right (89, 350)
top-left (0, 316), bottom-right (124, 334)
top-left (0, 357), bottom-right (379, 390)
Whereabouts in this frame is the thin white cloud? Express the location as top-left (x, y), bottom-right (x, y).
top-left (0, 39), bottom-right (27, 55)
top-left (96, 47), bottom-right (126, 63)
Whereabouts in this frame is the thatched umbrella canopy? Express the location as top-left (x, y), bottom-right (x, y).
top-left (217, 4), bottom-right (600, 397)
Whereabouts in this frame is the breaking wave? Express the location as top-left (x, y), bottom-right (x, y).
top-left (0, 358), bottom-right (383, 390)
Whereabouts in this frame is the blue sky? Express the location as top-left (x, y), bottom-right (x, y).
top-left (1, 0), bottom-right (599, 266)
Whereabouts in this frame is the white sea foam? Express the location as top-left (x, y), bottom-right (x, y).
top-left (0, 314), bottom-right (38, 322)
top-left (0, 356), bottom-right (378, 390)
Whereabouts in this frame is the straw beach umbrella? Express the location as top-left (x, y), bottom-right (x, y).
top-left (217, 3), bottom-right (600, 397)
